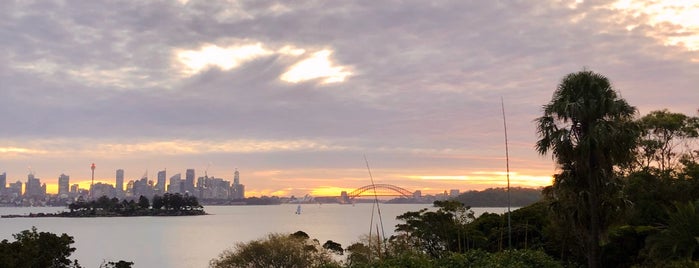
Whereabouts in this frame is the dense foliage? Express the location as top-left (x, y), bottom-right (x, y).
top-left (64, 193), bottom-right (204, 217)
top-left (209, 232), bottom-right (340, 268)
top-left (0, 228), bottom-right (135, 268)
top-left (0, 227), bottom-right (81, 268)
top-left (453, 187), bottom-right (542, 207)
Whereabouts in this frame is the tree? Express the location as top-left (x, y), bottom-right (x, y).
top-left (161, 193), bottom-right (185, 210)
top-left (0, 227), bottom-right (81, 268)
top-left (183, 194), bottom-right (201, 210)
top-left (209, 233), bottom-right (339, 268)
top-left (394, 200), bottom-right (475, 257)
top-left (322, 240), bottom-right (343, 255)
top-left (636, 109), bottom-right (699, 173)
top-left (122, 199), bottom-right (137, 214)
top-left (645, 201), bottom-right (699, 263)
top-left (100, 260), bottom-right (134, 268)
top-left (96, 196), bottom-right (112, 210)
top-left (345, 242), bottom-right (373, 267)
top-left (162, 193), bottom-right (172, 210)
top-left (435, 250), bottom-right (562, 268)
top-left (152, 195), bottom-right (164, 210)
top-left (138, 195), bottom-right (150, 210)
top-left (535, 69), bottom-right (639, 268)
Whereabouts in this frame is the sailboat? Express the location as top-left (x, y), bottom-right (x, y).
top-left (295, 204), bottom-right (301, 215)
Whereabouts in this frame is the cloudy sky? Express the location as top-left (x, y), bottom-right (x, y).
top-left (1, 0), bottom-right (698, 197)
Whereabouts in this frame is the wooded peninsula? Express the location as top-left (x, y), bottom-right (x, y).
top-left (1, 193), bottom-right (205, 218)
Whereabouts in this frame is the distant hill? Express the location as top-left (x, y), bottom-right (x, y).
top-left (453, 187), bottom-right (542, 207)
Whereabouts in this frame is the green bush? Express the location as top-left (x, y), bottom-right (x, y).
top-left (210, 233), bottom-right (340, 268)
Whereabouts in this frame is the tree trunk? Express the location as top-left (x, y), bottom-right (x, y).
top-left (587, 151), bottom-right (601, 268)
top-left (588, 185), bottom-right (600, 268)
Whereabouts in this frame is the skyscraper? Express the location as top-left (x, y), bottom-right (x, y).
top-left (58, 173), bottom-right (70, 196)
top-left (25, 173), bottom-right (45, 198)
top-left (0, 172), bottom-right (6, 194)
top-left (115, 169), bottom-right (124, 193)
top-left (233, 169), bottom-right (240, 185)
top-left (231, 169), bottom-right (245, 199)
top-left (168, 173), bottom-right (181, 193)
top-left (185, 169), bottom-right (195, 194)
top-left (156, 170), bottom-right (166, 194)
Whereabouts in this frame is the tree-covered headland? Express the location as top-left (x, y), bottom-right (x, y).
top-left (65, 193), bottom-right (205, 217)
top-left (211, 69), bottom-right (699, 267)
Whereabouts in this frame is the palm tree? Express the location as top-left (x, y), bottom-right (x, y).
top-left (536, 69), bottom-right (639, 268)
top-left (646, 201), bottom-right (699, 262)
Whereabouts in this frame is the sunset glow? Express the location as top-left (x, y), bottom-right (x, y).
top-left (404, 172), bottom-right (552, 187)
top-left (309, 187), bottom-right (355, 197)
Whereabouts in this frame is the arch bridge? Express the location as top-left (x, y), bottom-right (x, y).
top-left (344, 184), bottom-right (414, 200)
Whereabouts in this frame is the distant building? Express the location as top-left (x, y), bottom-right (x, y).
top-left (125, 180), bottom-right (134, 196)
top-left (25, 173), bottom-right (45, 198)
top-left (184, 169), bottom-right (195, 194)
top-left (195, 176), bottom-right (205, 198)
top-left (132, 176), bottom-right (153, 198)
top-left (0, 172), bottom-right (6, 194)
top-left (156, 170), bottom-right (166, 194)
top-left (210, 177), bottom-right (230, 199)
top-left (92, 182), bottom-right (116, 199)
top-left (340, 191), bottom-right (349, 203)
top-left (8, 181), bottom-right (22, 197)
top-left (115, 169), bottom-right (124, 195)
top-left (449, 189), bottom-right (460, 197)
top-left (231, 183), bottom-right (244, 199)
top-left (230, 169), bottom-right (245, 199)
top-left (413, 190), bottom-right (422, 199)
top-left (435, 190), bottom-right (449, 200)
top-left (70, 184), bottom-right (79, 193)
top-left (58, 174), bottom-right (70, 196)
top-left (168, 173), bottom-right (181, 194)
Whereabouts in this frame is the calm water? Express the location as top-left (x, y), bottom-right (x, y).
top-left (0, 204), bottom-right (510, 268)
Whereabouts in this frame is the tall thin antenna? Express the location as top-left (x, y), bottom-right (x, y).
top-left (365, 155), bottom-right (386, 252)
top-left (501, 97), bottom-right (512, 249)
top-left (90, 163), bottom-right (96, 200)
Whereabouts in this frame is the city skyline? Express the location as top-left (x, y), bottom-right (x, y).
top-left (1, 1), bottom-right (698, 197)
top-left (0, 166), bottom-right (247, 202)
top-left (0, 165), bottom-right (461, 197)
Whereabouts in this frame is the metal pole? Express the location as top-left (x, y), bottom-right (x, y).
top-left (501, 98), bottom-right (512, 249)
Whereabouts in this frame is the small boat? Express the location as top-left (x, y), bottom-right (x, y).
top-left (295, 204), bottom-right (301, 215)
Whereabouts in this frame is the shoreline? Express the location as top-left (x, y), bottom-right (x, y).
top-left (1, 209), bottom-right (207, 218)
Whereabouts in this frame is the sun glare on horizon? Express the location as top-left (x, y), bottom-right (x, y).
top-left (402, 173), bottom-right (552, 189)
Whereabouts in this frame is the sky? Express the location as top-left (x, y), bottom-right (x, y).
top-left (1, 0), bottom-right (698, 197)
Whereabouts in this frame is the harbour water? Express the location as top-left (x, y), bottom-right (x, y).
top-left (0, 204), bottom-right (510, 268)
